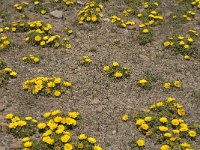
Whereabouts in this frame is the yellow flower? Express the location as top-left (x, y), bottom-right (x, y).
top-left (136, 139), bottom-right (145, 147)
top-left (160, 117), bottom-right (168, 123)
top-left (51, 109), bottom-right (61, 116)
top-left (54, 78), bottom-right (61, 84)
top-left (64, 82), bottom-right (72, 87)
top-left (171, 119), bottom-right (179, 126)
top-left (18, 120), bottom-right (27, 127)
top-left (61, 135), bottom-right (70, 143)
top-left (33, 57), bottom-right (39, 63)
top-left (184, 55), bottom-right (190, 60)
top-left (87, 137), bottom-right (96, 144)
top-left (24, 141), bottom-right (32, 148)
top-left (34, 35), bottom-right (42, 42)
top-left (181, 142), bottom-right (190, 148)
top-left (144, 116), bottom-right (152, 122)
top-left (142, 28), bottom-right (149, 33)
top-left (78, 134), bottom-right (87, 140)
top-left (164, 82), bottom-right (171, 89)
top-left (25, 117), bottom-right (32, 121)
top-left (42, 130), bottom-right (52, 137)
top-left (173, 81), bottom-right (181, 88)
top-left (37, 123), bottom-right (46, 129)
top-left (5, 113), bottom-right (14, 119)
top-left (40, 41), bottom-right (45, 46)
top-left (172, 130), bottom-right (180, 134)
top-left (93, 145), bottom-right (102, 150)
top-left (68, 112), bottom-right (79, 119)
top-left (41, 9), bottom-right (46, 15)
top-left (160, 145), bottom-right (170, 150)
top-left (159, 126), bottom-right (168, 132)
top-left (164, 133), bottom-right (172, 138)
top-left (22, 137), bottom-right (30, 142)
top-left (43, 112), bottom-right (51, 118)
top-left (64, 143), bottom-right (73, 150)
top-left (114, 71), bottom-right (123, 78)
top-left (10, 72), bottom-right (17, 77)
top-left (54, 90), bottom-right (61, 97)
top-left (66, 44), bottom-right (72, 49)
top-left (139, 79), bottom-right (147, 86)
top-left (122, 114), bottom-right (129, 121)
top-left (164, 41), bottom-right (170, 47)
top-left (42, 136), bottom-right (54, 145)
top-left (140, 123), bottom-right (149, 130)
top-left (136, 119), bottom-right (145, 126)
top-left (47, 82), bottom-right (55, 88)
top-left (112, 62), bottom-right (119, 67)
top-left (184, 45), bottom-right (190, 49)
top-left (54, 116), bottom-right (62, 122)
top-left (103, 66), bottom-right (110, 71)
top-left (188, 130), bottom-right (196, 137)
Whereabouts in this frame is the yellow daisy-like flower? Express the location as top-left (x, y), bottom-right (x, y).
top-left (78, 134), bottom-right (87, 140)
top-left (171, 119), bottom-right (179, 126)
top-left (34, 35), bottom-right (42, 42)
top-left (64, 143), bottom-right (73, 150)
top-left (122, 114), bottom-right (129, 121)
top-left (37, 123), bottom-right (46, 129)
top-left (114, 71), bottom-right (123, 78)
top-left (87, 137), bottom-right (96, 144)
top-left (159, 117), bottom-right (168, 123)
top-left (188, 130), bottom-right (196, 137)
top-left (54, 90), bottom-right (61, 97)
top-left (142, 28), bottom-right (149, 33)
top-left (139, 79), bottom-right (147, 86)
top-left (173, 81), bottom-right (181, 88)
top-left (103, 66), bottom-right (110, 71)
top-left (136, 139), bottom-right (145, 147)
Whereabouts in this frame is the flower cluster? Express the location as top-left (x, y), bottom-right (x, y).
top-left (80, 56), bottom-right (92, 66)
top-left (14, 2), bottom-right (29, 12)
top-left (5, 114), bottom-right (37, 138)
top-left (22, 55), bottom-right (40, 64)
top-left (78, 1), bottom-right (103, 24)
top-left (53, 0), bottom-right (77, 6)
top-left (0, 35), bottom-right (11, 51)
top-left (0, 67), bottom-right (17, 85)
top-left (123, 9), bottom-right (132, 17)
top-left (75, 134), bottom-right (103, 150)
top-left (182, 11), bottom-right (195, 21)
top-left (163, 34), bottom-right (198, 57)
top-left (103, 62), bottom-right (130, 79)
top-left (110, 15), bottom-right (136, 28)
top-left (163, 80), bottom-right (182, 89)
top-left (6, 110), bottom-right (103, 150)
top-left (191, 0), bottom-right (200, 8)
top-left (2, 20), bottom-right (52, 33)
top-left (22, 76), bottom-right (72, 97)
top-left (128, 97), bottom-right (199, 149)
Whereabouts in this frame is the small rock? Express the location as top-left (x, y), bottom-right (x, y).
top-left (50, 10), bottom-right (63, 19)
top-left (0, 122), bottom-right (9, 133)
top-left (102, 18), bottom-right (110, 22)
top-left (9, 141), bottom-right (21, 150)
top-left (97, 105), bottom-right (103, 112)
top-left (0, 18), bottom-right (4, 23)
top-left (139, 55), bottom-right (150, 62)
top-left (77, 0), bottom-right (85, 5)
top-left (112, 130), bottom-right (116, 134)
top-left (0, 147), bottom-right (6, 150)
top-left (91, 98), bottom-right (100, 104)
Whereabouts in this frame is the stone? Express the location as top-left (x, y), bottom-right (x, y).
top-left (97, 105), bottom-right (103, 112)
top-left (112, 130), bottom-right (116, 134)
top-left (77, 0), bottom-right (85, 5)
top-left (9, 141), bottom-right (21, 149)
top-left (139, 55), bottom-right (150, 62)
top-left (102, 18), bottom-right (110, 22)
top-left (0, 122), bottom-right (9, 133)
top-left (91, 98), bottom-right (100, 104)
top-left (0, 18), bottom-right (4, 23)
top-left (50, 10), bottom-right (63, 19)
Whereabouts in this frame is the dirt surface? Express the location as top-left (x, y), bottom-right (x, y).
top-left (0, 0), bottom-right (200, 150)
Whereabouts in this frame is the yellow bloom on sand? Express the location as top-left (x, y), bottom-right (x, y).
top-left (64, 143), bottom-right (73, 150)
top-left (136, 139), bottom-right (145, 147)
top-left (34, 35), bottom-right (42, 42)
top-left (140, 123), bottom-right (149, 130)
top-left (160, 117), bottom-right (168, 123)
top-left (37, 123), bottom-right (46, 129)
top-left (66, 44), bottom-right (72, 49)
top-left (188, 130), bottom-right (196, 137)
top-left (160, 145), bottom-right (170, 150)
top-left (142, 28), bottom-right (149, 33)
top-left (164, 41), bottom-right (170, 47)
top-left (173, 81), bottom-right (181, 88)
top-left (5, 113), bottom-right (14, 119)
top-left (64, 82), bottom-right (72, 87)
top-left (78, 134), bottom-right (87, 140)
top-left (93, 145), bottom-right (102, 150)
top-left (112, 62), bottom-right (119, 67)
top-left (171, 119), bottom-right (179, 126)
top-left (24, 141), bottom-right (32, 148)
top-left (87, 137), bottom-right (96, 144)
top-left (103, 66), bottom-right (110, 71)
top-left (184, 55), bottom-right (190, 60)
top-left (54, 90), bottom-right (61, 97)
top-left (114, 71), bottom-right (123, 78)
top-left (122, 114), bottom-right (129, 121)
top-left (164, 82), bottom-right (171, 89)
top-left (139, 79), bottom-right (147, 86)
top-left (159, 126), bottom-right (168, 132)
